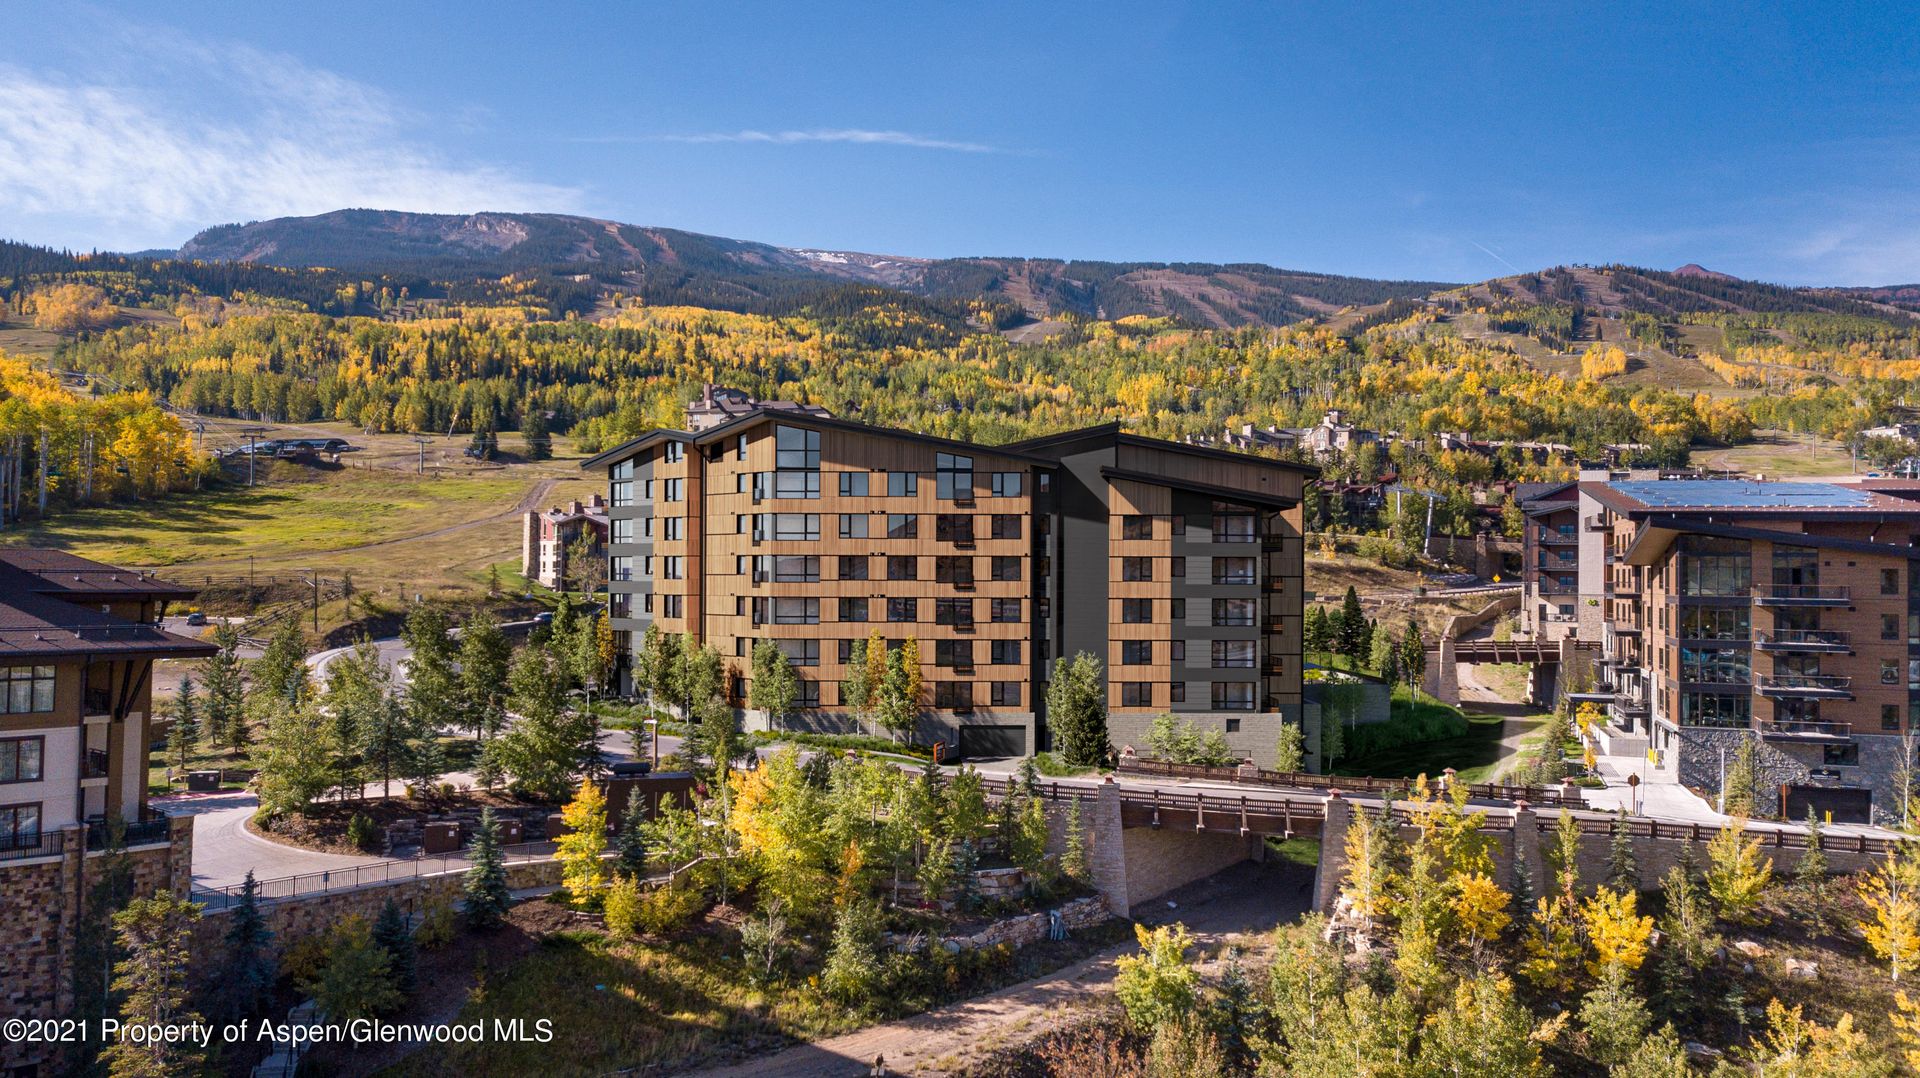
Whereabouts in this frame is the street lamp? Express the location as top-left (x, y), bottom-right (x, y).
top-left (644, 718), bottom-right (659, 769)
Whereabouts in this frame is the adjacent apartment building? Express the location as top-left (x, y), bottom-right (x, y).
top-left (1578, 478), bottom-right (1920, 823)
top-left (521, 494), bottom-right (610, 589)
top-left (0, 549), bottom-right (210, 1069)
top-left (583, 411), bottom-right (1313, 765)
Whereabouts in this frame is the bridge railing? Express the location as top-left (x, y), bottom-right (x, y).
top-left (1113, 757), bottom-right (1581, 807)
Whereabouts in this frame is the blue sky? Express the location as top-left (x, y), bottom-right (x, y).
top-left (3, 1), bottom-right (1918, 284)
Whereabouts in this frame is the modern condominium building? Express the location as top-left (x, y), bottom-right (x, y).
top-left (1579, 478), bottom-right (1920, 823)
top-left (583, 411), bottom-right (1313, 764)
top-left (0, 549), bottom-right (211, 1065)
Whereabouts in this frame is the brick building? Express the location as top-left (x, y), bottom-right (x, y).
top-left (583, 413), bottom-right (1314, 764)
top-left (0, 550), bottom-right (209, 1070)
top-left (1579, 479), bottom-right (1920, 823)
top-left (521, 494), bottom-right (610, 590)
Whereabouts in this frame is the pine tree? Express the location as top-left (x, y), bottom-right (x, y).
top-left (1061, 795), bottom-right (1089, 882)
top-left (493, 646), bottom-right (595, 800)
top-left (1048, 651), bottom-right (1110, 767)
top-left (1607, 807), bottom-right (1639, 891)
top-left (1798, 808), bottom-right (1831, 924)
top-left (616, 798), bottom-right (650, 880)
top-left (201, 623), bottom-right (247, 754)
top-left (402, 604), bottom-right (461, 741)
top-left (171, 674), bottom-right (200, 763)
top-left (458, 608), bottom-right (511, 742)
top-left (1335, 586), bottom-right (1367, 667)
top-left (1016, 755), bottom-right (1042, 799)
top-left (217, 870), bottom-right (275, 1022)
top-left (463, 809), bottom-right (512, 929)
top-left (250, 620), bottom-right (310, 709)
top-left (103, 891), bottom-right (203, 1078)
top-left (1303, 605), bottom-right (1332, 657)
top-left (372, 897), bottom-right (417, 999)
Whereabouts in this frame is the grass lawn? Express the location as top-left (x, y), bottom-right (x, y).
top-left (1337, 706), bottom-right (1547, 786)
top-left (1689, 430), bottom-right (1856, 478)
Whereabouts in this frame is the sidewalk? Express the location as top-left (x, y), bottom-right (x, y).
top-left (1581, 752), bottom-right (1900, 839)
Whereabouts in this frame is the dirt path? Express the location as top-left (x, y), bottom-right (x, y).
top-left (688, 861), bottom-right (1312, 1078)
top-left (317, 477), bottom-right (559, 558)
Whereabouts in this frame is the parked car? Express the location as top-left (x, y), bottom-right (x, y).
top-left (185, 611), bottom-right (207, 626)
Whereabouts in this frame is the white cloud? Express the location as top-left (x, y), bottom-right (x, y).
top-left (632, 128), bottom-right (1002, 153)
top-left (0, 39), bottom-right (577, 249)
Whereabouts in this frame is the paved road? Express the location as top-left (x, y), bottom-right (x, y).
top-left (688, 859), bottom-right (1312, 1078)
top-left (161, 790), bottom-right (390, 892)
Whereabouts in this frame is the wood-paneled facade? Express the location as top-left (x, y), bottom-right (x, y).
top-left (588, 416), bottom-right (1313, 763)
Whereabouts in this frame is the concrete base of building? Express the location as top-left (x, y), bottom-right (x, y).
top-left (1671, 723), bottom-right (1907, 825)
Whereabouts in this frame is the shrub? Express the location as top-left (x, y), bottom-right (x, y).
top-left (635, 884), bottom-right (704, 936)
top-left (346, 812), bottom-right (380, 851)
top-left (821, 900), bottom-right (885, 1006)
top-left (603, 876), bottom-right (643, 938)
top-left (1115, 923), bottom-right (1199, 1032)
top-left (415, 902), bottom-right (457, 949)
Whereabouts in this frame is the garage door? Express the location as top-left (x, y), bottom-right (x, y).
top-left (1781, 784), bottom-right (1871, 825)
top-left (958, 725), bottom-right (1027, 760)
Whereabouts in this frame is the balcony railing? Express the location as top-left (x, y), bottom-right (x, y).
top-left (1752, 629), bottom-right (1850, 652)
top-left (87, 807), bottom-right (171, 851)
top-left (1760, 719), bottom-right (1853, 741)
top-left (1535, 528), bottom-right (1579, 545)
top-left (0, 828), bottom-right (62, 863)
top-left (1756, 673), bottom-right (1853, 697)
top-left (1756, 584), bottom-right (1850, 605)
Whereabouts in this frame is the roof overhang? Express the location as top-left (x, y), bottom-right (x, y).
top-left (1100, 466), bottom-right (1300, 509)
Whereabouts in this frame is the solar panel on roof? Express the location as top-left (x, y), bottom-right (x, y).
top-left (1610, 480), bottom-right (1874, 509)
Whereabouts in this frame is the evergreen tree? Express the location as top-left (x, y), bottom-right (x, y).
top-left (1798, 808), bottom-right (1831, 926)
top-left (250, 620), bottom-right (309, 709)
top-left (1016, 754), bottom-right (1042, 799)
top-left (402, 604), bottom-right (461, 739)
top-left (615, 798), bottom-right (650, 880)
top-left (217, 870), bottom-right (275, 1022)
top-left (103, 891), bottom-right (204, 1078)
top-left (463, 809), bottom-right (512, 929)
top-left (1062, 795), bottom-right (1089, 882)
top-left (201, 623), bottom-right (247, 754)
top-left (493, 647), bottom-right (596, 800)
top-left (371, 897), bottom-right (418, 999)
top-left (1334, 586), bottom-right (1367, 666)
top-left (520, 405), bottom-right (552, 460)
top-left (1303, 605), bottom-right (1332, 657)
top-left (1606, 807), bottom-right (1640, 891)
top-left (458, 608), bottom-right (511, 742)
top-left (167, 674), bottom-right (200, 773)
top-left (1048, 651), bottom-right (1110, 767)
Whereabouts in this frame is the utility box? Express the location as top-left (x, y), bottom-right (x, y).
top-left (186, 770), bottom-right (222, 793)
top-left (545, 813), bottom-right (570, 840)
top-left (422, 821), bottom-right (461, 854)
top-left (606, 771), bottom-right (697, 831)
top-left (498, 818), bottom-right (524, 845)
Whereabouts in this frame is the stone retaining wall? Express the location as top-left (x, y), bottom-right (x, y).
top-left (887, 895), bottom-right (1113, 954)
top-left (191, 858), bottom-right (563, 962)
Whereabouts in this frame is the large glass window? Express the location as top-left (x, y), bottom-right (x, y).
top-left (936, 515), bottom-right (974, 544)
top-left (1212, 598), bottom-right (1256, 627)
top-left (776, 639), bottom-right (821, 667)
top-left (1212, 640), bottom-right (1256, 668)
top-left (1121, 599), bottom-right (1153, 623)
top-left (773, 425), bottom-right (821, 499)
top-left (0, 738), bottom-right (43, 783)
top-left (0, 804), bottom-right (41, 850)
top-left (1211, 682), bottom-right (1256, 710)
top-left (935, 557), bottom-right (974, 585)
top-left (935, 598), bottom-right (974, 627)
top-left (990, 472), bottom-right (1023, 498)
top-left (1121, 641), bottom-right (1153, 665)
top-left (839, 514), bottom-right (868, 539)
top-left (887, 514), bottom-right (918, 539)
top-left (1679, 647), bottom-right (1750, 685)
top-left (1212, 557), bottom-right (1256, 585)
top-left (935, 640), bottom-right (974, 669)
top-left (1678, 535), bottom-right (1752, 596)
top-left (0, 667), bottom-right (54, 715)
top-left (838, 556), bottom-right (869, 581)
top-left (888, 598), bottom-right (918, 622)
top-left (1211, 502), bottom-right (1258, 544)
top-left (887, 471), bottom-right (918, 497)
top-left (1679, 693), bottom-right (1750, 728)
top-left (991, 515), bottom-right (1022, 540)
top-left (1680, 607), bottom-right (1749, 640)
top-left (838, 472), bottom-right (869, 497)
top-left (936, 453), bottom-right (974, 500)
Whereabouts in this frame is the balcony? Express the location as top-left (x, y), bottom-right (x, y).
top-left (86, 807), bottom-right (171, 851)
top-left (1756, 673), bottom-right (1853, 698)
top-left (1752, 629), bottom-right (1850, 653)
top-left (1535, 528), bottom-right (1579, 546)
top-left (1759, 719), bottom-right (1853, 743)
top-left (1583, 514), bottom-right (1609, 532)
top-left (82, 749), bottom-right (109, 780)
top-left (1756, 584), bottom-right (1850, 606)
